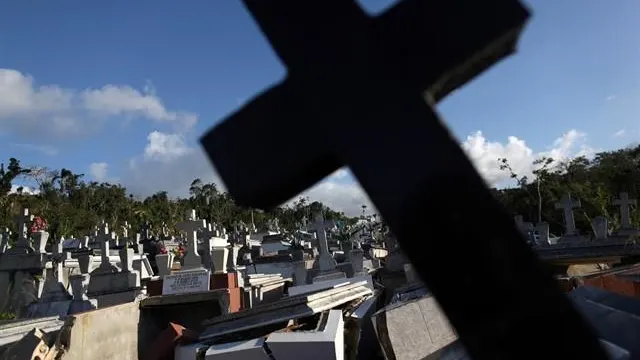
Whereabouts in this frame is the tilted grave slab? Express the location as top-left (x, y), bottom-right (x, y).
top-left (199, 0), bottom-right (607, 358)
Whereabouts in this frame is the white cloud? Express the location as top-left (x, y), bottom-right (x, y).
top-left (143, 131), bottom-right (191, 161)
top-left (605, 94), bottom-right (617, 101)
top-left (462, 129), bottom-right (596, 187)
top-left (121, 130), bottom-right (373, 216)
top-left (613, 129), bottom-right (626, 138)
top-left (0, 69), bottom-right (197, 140)
top-left (10, 143), bottom-right (58, 156)
top-left (89, 162), bottom-right (110, 182)
top-left (81, 85), bottom-right (197, 129)
top-left (9, 184), bottom-right (39, 195)
top-left (121, 128), bottom-right (597, 217)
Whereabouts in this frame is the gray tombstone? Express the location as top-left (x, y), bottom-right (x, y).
top-left (535, 222), bottom-right (550, 245)
top-left (555, 194), bottom-right (581, 236)
top-left (308, 212), bottom-right (338, 272)
top-left (592, 216), bottom-right (608, 241)
top-left (614, 193), bottom-right (637, 230)
top-left (176, 209), bottom-right (206, 270)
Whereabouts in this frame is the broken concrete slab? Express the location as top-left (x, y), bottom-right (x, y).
top-left (200, 281), bottom-right (372, 341)
top-left (287, 275), bottom-right (373, 297)
top-left (372, 293), bottom-right (457, 360)
top-left (0, 316), bottom-right (64, 348)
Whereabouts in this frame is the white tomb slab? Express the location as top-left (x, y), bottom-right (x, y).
top-left (162, 269), bottom-right (210, 295)
top-left (288, 275), bottom-right (374, 297)
top-left (266, 309), bottom-right (344, 360)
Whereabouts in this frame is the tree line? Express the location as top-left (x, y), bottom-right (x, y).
top-left (0, 159), bottom-right (357, 241)
top-left (2, 144), bottom-right (640, 242)
top-left (492, 145), bottom-right (640, 236)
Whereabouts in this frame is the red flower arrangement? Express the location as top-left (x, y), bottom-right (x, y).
top-left (29, 216), bottom-right (48, 233)
top-left (171, 244), bottom-right (186, 258)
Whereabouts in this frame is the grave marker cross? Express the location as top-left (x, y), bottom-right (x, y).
top-left (14, 208), bottom-right (33, 247)
top-left (176, 209), bottom-right (206, 269)
top-left (555, 194), bottom-right (581, 236)
top-left (307, 212), bottom-right (337, 272)
top-left (96, 223), bottom-right (114, 272)
top-left (199, 1), bottom-right (605, 359)
top-left (614, 192), bottom-right (636, 229)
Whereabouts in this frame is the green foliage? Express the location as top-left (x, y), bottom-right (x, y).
top-left (495, 145), bottom-right (640, 236)
top-left (0, 312), bottom-right (16, 320)
top-left (0, 159), bottom-right (357, 240)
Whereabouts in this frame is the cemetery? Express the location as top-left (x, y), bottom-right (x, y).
top-left (1, 0), bottom-right (639, 359)
top-left (5, 149), bottom-right (640, 359)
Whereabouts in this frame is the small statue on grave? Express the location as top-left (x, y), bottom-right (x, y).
top-left (140, 221), bottom-right (152, 240)
top-left (161, 222), bottom-right (170, 238)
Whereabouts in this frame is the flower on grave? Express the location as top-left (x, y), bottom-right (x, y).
top-left (171, 245), bottom-right (186, 258)
top-left (29, 216), bottom-right (48, 233)
top-left (159, 245), bottom-right (168, 255)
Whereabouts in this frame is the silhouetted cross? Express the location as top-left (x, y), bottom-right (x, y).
top-left (201, 1), bottom-right (606, 359)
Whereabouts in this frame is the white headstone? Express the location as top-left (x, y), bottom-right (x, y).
top-left (155, 253), bottom-right (174, 277)
top-left (614, 193), bottom-right (636, 230)
top-left (176, 209), bottom-right (206, 270)
top-left (162, 269), bottom-right (210, 295)
top-left (93, 223), bottom-right (118, 273)
top-left (555, 194), bottom-right (581, 236)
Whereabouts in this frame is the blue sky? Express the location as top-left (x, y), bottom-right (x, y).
top-left (0, 0), bottom-right (638, 215)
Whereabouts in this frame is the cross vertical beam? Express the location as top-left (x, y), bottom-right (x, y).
top-left (200, 1), bottom-right (606, 359)
top-left (555, 194), bottom-right (581, 236)
top-left (614, 192), bottom-right (636, 229)
top-left (14, 208), bottom-right (33, 247)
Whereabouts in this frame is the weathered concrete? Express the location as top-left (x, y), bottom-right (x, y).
top-left (62, 301), bottom-right (141, 360)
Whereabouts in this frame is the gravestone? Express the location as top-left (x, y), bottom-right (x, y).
top-left (308, 212), bottom-right (345, 283)
top-left (176, 209), bottom-right (206, 270)
top-left (592, 216), bottom-right (608, 241)
top-left (198, 1), bottom-right (606, 358)
top-left (614, 193), bottom-right (637, 236)
top-left (5, 208), bottom-right (34, 255)
top-left (349, 249), bottom-right (366, 277)
top-left (87, 223), bottom-right (141, 306)
top-left (92, 223), bottom-right (119, 275)
top-left (535, 222), bottom-right (551, 246)
top-left (155, 253), bottom-right (174, 277)
top-left (162, 269), bottom-right (210, 295)
top-left (514, 214), bottom-right (533, 240)
top-left (555, 194), bottom-right (581, 237)
top-left (0, 228), bottom-right (9, 253)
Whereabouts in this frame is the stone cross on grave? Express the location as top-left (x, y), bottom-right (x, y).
top-left (197, 1), bottom-right (606, 358)
top-left (307, 212), bottom-right (337, 272)
top-left (555, 194), bottom-right (582, 236)
top-left (94, 222), bottom-right (118, 274)
top-left (0, 228), bottom-right (10, 253)
top-left (176, 209), bottom-right (206, 270)
top-left (14, 208), bottom-right (33, 249)
top-left (122, 221), bottom-right (130, 240)
top-left (614, 192), bottom-right (637, 230)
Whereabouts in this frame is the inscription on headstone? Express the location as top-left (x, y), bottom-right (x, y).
top-left (162, 269), bottom-right (210, 295)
